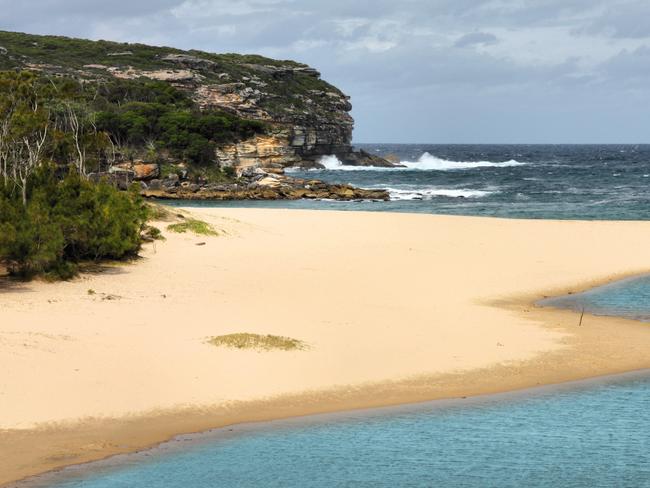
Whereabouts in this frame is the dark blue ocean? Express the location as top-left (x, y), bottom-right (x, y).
top-left (173, 144), bottom-right (650, 220)
top-left (30, 145), bottom-right (650, 488)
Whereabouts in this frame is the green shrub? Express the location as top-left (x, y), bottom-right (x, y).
top-left (96, 102), bottom-right (265, 165)
top-left (0, 195), bottom-right (67, 278)
top-left (141, 225), bottom-right (165, 241)
top-left (0, 167), bottom-right (148, 279)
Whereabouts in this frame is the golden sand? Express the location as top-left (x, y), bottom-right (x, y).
top-left (2, 209), bottom-right (650, 485)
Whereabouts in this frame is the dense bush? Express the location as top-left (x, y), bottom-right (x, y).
top-left (95, 100), bottom-right (265, 165)
top-left (93, 79), bottom-right (192, 108)
top-left (1, 72), bottom-right (266, 173)
top-left (0, 167), bottom-right (148, 279)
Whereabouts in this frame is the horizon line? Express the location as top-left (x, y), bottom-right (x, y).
top-left (352, 142), bottom-right (650, 146)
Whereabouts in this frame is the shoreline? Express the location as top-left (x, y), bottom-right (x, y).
top-left (3, 210), bottom-right (650, 486)
top-left (14, 367), bottom-right (650, 488)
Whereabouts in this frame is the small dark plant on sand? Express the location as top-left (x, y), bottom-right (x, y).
top-left (207, 333), bottom-right (307, 352)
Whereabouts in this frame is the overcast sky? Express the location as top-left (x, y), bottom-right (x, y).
top-left (3, 0), bottom-right (650, 143)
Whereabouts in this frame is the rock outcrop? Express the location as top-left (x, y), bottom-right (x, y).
top-left (111, 161), bottom-right (160, 180)
top-left (141, 180), bottom-right (389, 202)
top-left (92, 164), bottom-right (389, 201)
top-left (0, 30), bottom-right (401, 200)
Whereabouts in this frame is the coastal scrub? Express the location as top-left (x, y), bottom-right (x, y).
top-left (0, 168), bottom-right (147, 279)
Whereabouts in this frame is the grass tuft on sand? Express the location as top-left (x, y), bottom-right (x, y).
top-left (146, 203), bottom-right (175, 221)
top-left (167, 219), bottom-right (218, 237)
top-left (207, 333), bottom-right (307, 352)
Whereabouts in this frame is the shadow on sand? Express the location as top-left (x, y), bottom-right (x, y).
top-left (0, 260), bottom-right (132, 294)
top-left (0, 274), bottom-right (32, 294)
top-left (77, 262), bottom-right (131, 276)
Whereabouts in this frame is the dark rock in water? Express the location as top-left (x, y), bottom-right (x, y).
top-left (384, 154), bottom-right (402, 165)
top-left (339, 149), bottom-right (406, 168)
top-left (294, 160), bottom-right (326, 170)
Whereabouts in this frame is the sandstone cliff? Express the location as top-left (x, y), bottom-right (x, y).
top-left (0, 31), bottom-right (396, 172)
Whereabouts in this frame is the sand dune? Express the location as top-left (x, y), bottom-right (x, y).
top-left (2, 209), bottom-right (650, 485)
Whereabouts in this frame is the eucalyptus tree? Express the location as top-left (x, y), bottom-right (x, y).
top-left (0, 71), bottom-right (51, 205)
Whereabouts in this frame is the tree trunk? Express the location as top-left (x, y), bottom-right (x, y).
top-left (21, 178), bottom-right (27, 207)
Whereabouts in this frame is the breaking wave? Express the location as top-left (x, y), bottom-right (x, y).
top-left (315, 153), bottom-right (525, 171)
top-left (318, 155), bottom-right (380, 171)
top-left (387, 187), bottom-right (496, 200)
top-left (401, 152), bottom-right (525, 171)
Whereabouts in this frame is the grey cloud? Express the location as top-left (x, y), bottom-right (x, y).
top-left (0, 0), bottom-right (179, 21)
top-left (598, 46), bottom-right (650, 84)
top-left (1, 0), bottom-right (648, 142)
top-left (576, 1), bottom-right (650, 39)
top-left (454, 32), bottom-right (498, 48)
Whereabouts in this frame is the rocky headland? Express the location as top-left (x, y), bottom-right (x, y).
top-left (0, 31), bottom-right (401, 201)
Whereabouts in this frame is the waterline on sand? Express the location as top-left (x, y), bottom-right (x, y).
top-left (539, 273), bottom-right (650, 322)
top-left (19, 370), bottom-right (650, 488)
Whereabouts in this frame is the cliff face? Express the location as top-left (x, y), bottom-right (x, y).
top-left (0, 31), bottom-right (387, 170)
top-left (194, 75), bottom-right (355, 169)
top-left (144, 54), bottom-right (358, 168)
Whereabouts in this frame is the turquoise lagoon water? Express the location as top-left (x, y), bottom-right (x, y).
top-left (540, 274), bottom-right (650, 322)
top-left (31, 373), bottom-right (650, 488)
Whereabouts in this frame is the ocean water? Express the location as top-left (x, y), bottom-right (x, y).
top-left (34, 373), bottom-right (650, 488)
top-left (169, 144), bottom-right (650, 220)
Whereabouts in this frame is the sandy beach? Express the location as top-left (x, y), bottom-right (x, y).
top-left (2, 208), bottom-right (650, 485)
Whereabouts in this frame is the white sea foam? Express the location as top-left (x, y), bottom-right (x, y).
top-left (401, 152), bottom-right (525, 171)
top-left (312, 153), bottom-right (525, 171)
top-left (317, 155), bottom-right (385, 171)
top-left (319, 155), bottom-right (347, 170)
top-left (387, 187), bottom-right (496, 200)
